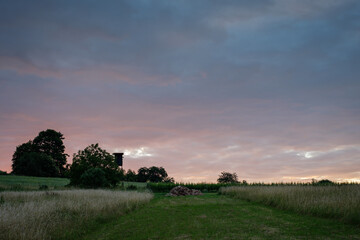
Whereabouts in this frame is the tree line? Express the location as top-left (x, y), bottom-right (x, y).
top-left (11, 129), bottom-right (174, 188)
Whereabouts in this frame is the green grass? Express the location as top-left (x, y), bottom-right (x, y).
top-left (0, 175), bottom-right (70, 191)
top-left (79, 193), bottom-right (360, 240)
top-left (118, 181), bottom-right (147, 190)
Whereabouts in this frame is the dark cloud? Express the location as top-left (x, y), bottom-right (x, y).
top-left (0, 0), bottom-right (359, 182)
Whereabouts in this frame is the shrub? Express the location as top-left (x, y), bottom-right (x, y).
top-left (39, 185), bottom-right (49, 190)
top-left (126, 185), bottom-right (137, 191)
top-left (80, 168), bottom-right (109, 188)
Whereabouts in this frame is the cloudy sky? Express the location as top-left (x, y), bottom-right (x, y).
top-left (0, 0), bottom-right (359, 183)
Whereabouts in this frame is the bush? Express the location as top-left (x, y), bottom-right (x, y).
top-left (0, 170), bottom-right (7, 175)
top-left (126, 185), bottom-right (137, 191)
top-left (79, 168), bottom-right (109, 188)
top-left (39, 185), bottom-right (49, 190)
top-left (147, 182), bottom-right (242, 193)
top-left (316, 179), bottom-right (335, 185)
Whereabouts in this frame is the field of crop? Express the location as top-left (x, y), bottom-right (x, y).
top-left (0, 190), bottom-right (153, 240)
top-left (220, 185), bottom-right (360, 225)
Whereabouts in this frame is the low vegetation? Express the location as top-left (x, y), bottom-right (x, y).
top-left (146, 182), bottom-right (243, 193)
top-left (0, 175), bottom-right (70, 191)
top-left (220, 185), bottom-right (360, 225)
top-left (81, 193), bottom-right (360, 240)
top-left (0, 189), bottom-right (153, 240)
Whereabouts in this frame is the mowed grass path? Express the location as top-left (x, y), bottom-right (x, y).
top-left (81, 194), bottom-right (360, 240)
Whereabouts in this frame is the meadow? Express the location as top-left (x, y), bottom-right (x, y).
top-left (220, 185), bottom-right (360, 225)
top-left (80, 193), bottom-right (360, 240)
top-left (0, 175), bottom-right (70, 191)
top-left (1, 175), bottom-right (360, 239)
top-left (0, 190), bottom-right (153, 240)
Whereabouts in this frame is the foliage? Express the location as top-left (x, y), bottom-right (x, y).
top-left (39, 185), bottom-right (49, 190)
top-left (32, 129), bottom-right (68, 176)
top-left (125, 169), bottom-right (137, 182)
top-left (12, 141), bottom-right (36, 175)
top-left (0, 170), bottom-right (7, 176)
top-left (217, 171), bottom-right (239, 183)
top-left (163, 177), bottom-right (175, 183)
top-left (69, 143), bottom-right (122, 187)
top-left (126, 185), bottom-right (137, 191)
top-left (314, 179), bottom-right (335, 185)
top-left (137, 166), bottom-right (169, 182)
top-left (11, 129), bottom-right (68, 177)
top-left (79, 168), bottom-right (109, 188)
top-left (147, 182), bottom-right (243, 193)
top-left (12, 152), bottom-right (58, 177)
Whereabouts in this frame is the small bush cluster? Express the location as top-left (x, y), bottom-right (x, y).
top-left (146, 182), bottom-right (244, 193)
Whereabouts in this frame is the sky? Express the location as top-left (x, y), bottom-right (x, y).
top-left (0, 0), bottom-right (359, 183)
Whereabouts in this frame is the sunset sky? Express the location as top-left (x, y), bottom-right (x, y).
top-left (0, 0), bottom-right (359, 183)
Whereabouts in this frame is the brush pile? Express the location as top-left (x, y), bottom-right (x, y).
top-left (166, 186), bottom-right (203, 196)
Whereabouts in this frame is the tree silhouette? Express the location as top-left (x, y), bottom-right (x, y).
top-left (69, 143), bottom-right (122, 187)
top-left (12, 129), bottom-right (68, 177)
top-left (217, 171), bottom-right (239, 183)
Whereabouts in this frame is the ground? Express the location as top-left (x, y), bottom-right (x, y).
top-left (79, 193), bottom-right (360, 240)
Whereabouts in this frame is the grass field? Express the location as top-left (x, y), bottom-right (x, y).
top-left (79, 193), bottom-right (360, 240)
top-left (0, 189), bottom-right (153, 240)
top-left (220, 185), bottom-right (360, 225)
top-left (0, 175), bottom-right (147, 191)
top-left (0, 175), bottom-right (70, 191)
top-left (1, 175), bottom-right (359, 239)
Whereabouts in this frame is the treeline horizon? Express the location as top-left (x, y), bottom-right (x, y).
top-left (3, 128), bottom-right (358, 187)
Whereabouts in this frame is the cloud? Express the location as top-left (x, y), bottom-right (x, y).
top-left (0, 0), bottom-right (359, 182)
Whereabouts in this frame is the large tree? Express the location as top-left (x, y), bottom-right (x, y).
top-left (33, 129), bottom-right (68, 176)
top-left (217, 171), bottom-right (239, 183)
top-left (13, 152), bottom-right (58, 177)
top-left (69, 143), bottom-right (122, 187)
top-left (137, 166), bottom-right (169, 182)
top-left (12, 129), bottom-right (68, 177)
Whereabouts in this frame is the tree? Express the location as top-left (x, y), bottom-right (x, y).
top-left (12, 141), bottom-right (36, 175)
top-left (13, 152), bottom-right (58, 177)
top-left (217, 171), bottom-right (239, 183)
top-left (79, 168), bottom-right (109, 188)
top-left (33, 129), bottom-right (68, 176)
top-left (125, 169), bottom-right (137, 182)
top-left (69, 143), bottom-right (122, 187)
top-left (163, 177), bottom-right (175, 183)
top-left (11, 129), bottom-right (68, 177)
top-left (137, 166), bottom-right (169, 182)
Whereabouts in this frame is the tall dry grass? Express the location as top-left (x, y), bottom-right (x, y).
top-left (220, 185), bottom-right (360, 225)
top-left (0, 190), bottom-right (153, 240)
